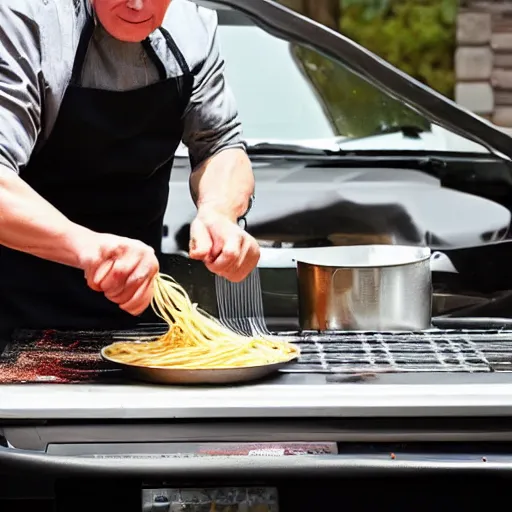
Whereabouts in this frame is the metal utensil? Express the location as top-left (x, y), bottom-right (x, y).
top-left (100, 343), bottom-right (296, 385)
top-left (215, 268), bottom-right (271, 336)
top-left (296, 245), bottom-right (432, 331)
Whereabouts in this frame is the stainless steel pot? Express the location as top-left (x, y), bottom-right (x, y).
top-left (295, 245), bottom-right (432, 331)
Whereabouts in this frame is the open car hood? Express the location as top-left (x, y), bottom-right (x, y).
top-left (204, 0), bottom-right (512, 161)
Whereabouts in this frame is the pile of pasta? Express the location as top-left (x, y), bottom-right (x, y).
top-left (103, 273), bottom-right (300, 369)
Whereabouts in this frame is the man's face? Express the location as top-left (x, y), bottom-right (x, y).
top-left (91, 0), bottom-right (172, 42)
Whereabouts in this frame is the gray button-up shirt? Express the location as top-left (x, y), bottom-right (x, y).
top-left (0, 0), bottom-right (244, 173)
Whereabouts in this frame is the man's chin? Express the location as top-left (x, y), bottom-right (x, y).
top-left (115, 34), bottom-right (148, 43)
top-left (105, 24), bottom-right (153, 43)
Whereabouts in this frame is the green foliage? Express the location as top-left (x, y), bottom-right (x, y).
top-left (339, 0), bottom-right (457, 98)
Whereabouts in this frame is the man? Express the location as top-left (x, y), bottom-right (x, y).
top-left (0, 0), bottom-right (260, 336)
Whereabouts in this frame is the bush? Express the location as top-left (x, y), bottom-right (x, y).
top-left (339, 0), bottom-right (457, 98)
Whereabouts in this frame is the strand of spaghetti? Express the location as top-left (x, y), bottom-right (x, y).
top-left (153, 277), bottom-right (245, 344)
top-left (129, 349), bottom-right (212, 366)
top-left (117, 346), bottom-right (210, 365)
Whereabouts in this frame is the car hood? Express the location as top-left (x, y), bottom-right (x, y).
top-left (204, 0), bottom-right (512, 161)
top-left (166, 158), bottom-right (511, 261)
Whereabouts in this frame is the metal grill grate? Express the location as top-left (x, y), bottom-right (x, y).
top-left (280, 330), bottom-right (512, 373)
top-left (2, 327), bottom-right (512, 384)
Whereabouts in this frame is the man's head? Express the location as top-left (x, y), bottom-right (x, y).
top-left (91, 0), bottom-right (172, 42)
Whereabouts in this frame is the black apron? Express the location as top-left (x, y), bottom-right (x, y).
top-left (0, 17), bottom-right (193, 338)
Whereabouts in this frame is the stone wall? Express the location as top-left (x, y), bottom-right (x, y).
top-left (456, 0), bottom-right (512, 126)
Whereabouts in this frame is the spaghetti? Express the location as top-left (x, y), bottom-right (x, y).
top-left (103, 273), bottom-right (300, 369)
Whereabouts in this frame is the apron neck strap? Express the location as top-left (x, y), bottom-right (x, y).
top-left (70, 13), bottom-right (95, 85)
top-left (158, 27), bottom-right (191, 76)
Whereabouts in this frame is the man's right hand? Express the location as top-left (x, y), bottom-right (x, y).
top-left (77, 233), bottom-right (159, 316)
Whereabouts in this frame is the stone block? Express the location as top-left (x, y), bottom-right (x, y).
top-left (455, 47), bottom-right (492, 80)
top-left (457, 12), bottom-right (491, 44)
top-left (495, 90), bottom-right (512, 105)
top-left (493, 18), bottom-right (512, 34)
top-left (467, 2), bottom-right (512, 16)
top-left (492, 32), bottom-right (512, 51)
top-left (492, 68), bottom-right (512, 89)
top-left (455, 82), bottom-right (494, 114)
top-left (494, 53), bottom-right (512, 69)
top-left (493, 107), bottom-right (512, 127)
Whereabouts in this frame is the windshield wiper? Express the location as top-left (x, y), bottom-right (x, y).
top-left (246, 142), bottom-right (342, 156)
top-left (246, 127), bottom-right (428, 156)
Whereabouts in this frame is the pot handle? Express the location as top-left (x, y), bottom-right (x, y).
top-left (430, 251), bottom-right (458, 273)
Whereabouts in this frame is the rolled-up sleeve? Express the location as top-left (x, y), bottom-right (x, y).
top-left (0, 5), bottom-right (43, 173)
top-left (182, 9), bottom-right (245, 170)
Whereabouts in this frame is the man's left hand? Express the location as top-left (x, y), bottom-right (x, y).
top-left (188, 208), bottom-right (260, 282)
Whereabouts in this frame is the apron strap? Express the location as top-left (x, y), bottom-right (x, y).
top-left (70, 14), bottom-right (95, 85)
top-left (159, 27), bottom-right (191, 76)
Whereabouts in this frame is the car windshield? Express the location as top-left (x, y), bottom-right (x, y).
top-left (199, 3), bottom-right (489, 153)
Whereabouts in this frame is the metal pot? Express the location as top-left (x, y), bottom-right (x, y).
top-left (295, 245), bottom-right (432, 331)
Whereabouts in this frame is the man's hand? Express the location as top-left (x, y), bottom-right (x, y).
top-left (188, 208), bottom-right (260, 282)
top-left (77, 233), bottom-right (159, 316)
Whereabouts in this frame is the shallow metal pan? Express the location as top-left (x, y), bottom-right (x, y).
top-left (100, 342), bottom-right (298, 385)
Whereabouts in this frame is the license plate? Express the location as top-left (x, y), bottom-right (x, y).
top-left (142, 487), bottom-right (279, 511)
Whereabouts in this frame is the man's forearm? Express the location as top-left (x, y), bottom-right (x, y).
top-left (189, 148), bottom-right (254, 221)
top-left (0, 165), bottom-right (90, 267)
